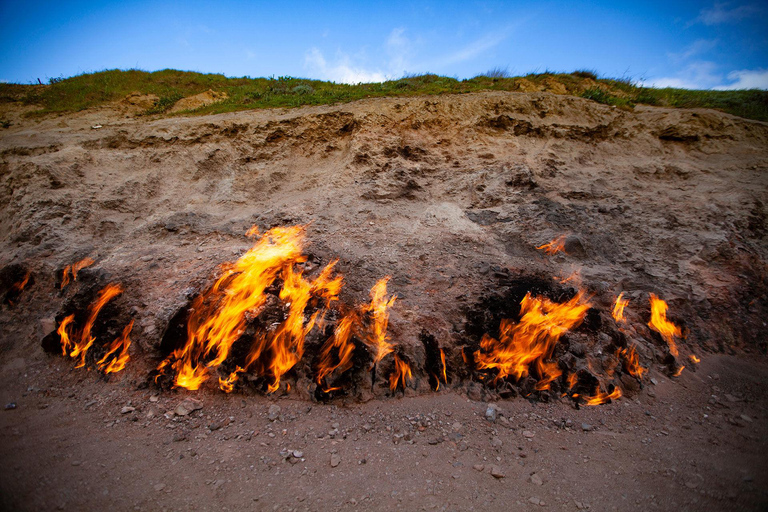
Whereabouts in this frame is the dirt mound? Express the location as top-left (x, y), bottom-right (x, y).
top-left (169, 89), bottom-right (228, 113)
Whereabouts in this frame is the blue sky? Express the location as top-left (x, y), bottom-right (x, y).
top-left (1, 1), bottom-right (767, 89)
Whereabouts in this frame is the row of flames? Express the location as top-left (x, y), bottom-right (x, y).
top-left (50, 228), bottom-right (692, 404)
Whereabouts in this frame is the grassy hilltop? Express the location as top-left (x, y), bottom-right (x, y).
top-left (1, 68), bottom-right (767, 122)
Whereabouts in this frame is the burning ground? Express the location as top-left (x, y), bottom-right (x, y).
top-left (1, 91), bottom-right (767, 510)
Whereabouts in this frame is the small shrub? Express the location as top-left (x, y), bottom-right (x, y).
top-left (145, 93), bottom-right (184, 114)
top-left (0, 119), bottom-right (11, 128)
top-left (483, 67), bottom-right (512, 79)
top-left (291, 84), bottom-right (314, 95)
top-left (571, 70), bottom-right (598, 80)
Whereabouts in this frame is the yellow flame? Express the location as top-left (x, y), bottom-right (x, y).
top-left (583, 385), bottom-right (622, 406)
top-left (612, 292), bottom-right (629, 323)
top-left (97, 320), bottom-right (133, 374)
top-left (648, 294), bottom-right (683, 357)
top-left (536, 235), bottom-right (567, 255)
top-left (389, 354), bottom-right (412, 391)
top-left (69, 284), bottom-right (124, 368)
top-left (61, 257), bottom-right (95, 289)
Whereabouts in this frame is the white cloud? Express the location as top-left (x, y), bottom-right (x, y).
top-left (695, 2), bottom-right (760, 25)
top-left (714, 69), bottom-right (768, 89)
top-left (438, 29), bottom-right (511, 67)
top-left (386, 28), bottom-right (411, 76)
top-left (303, 48), bottom-right (386, 84)
top-left (646, 61), bottom-right (722, 89)
top-left (668, 39), bottom-right (718, 62)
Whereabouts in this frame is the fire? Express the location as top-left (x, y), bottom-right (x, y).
top-left (68, 284), bottom-right (124, 368)
top-left (474, 291), bottom-right (590, 389)
top-left (648, 294), bottom-right (683, 357)
top-left (315, 314), bottom-right (357, 392)
top-left (97, 320), bottom-right (133, 374)
top-left (61, 257), bottom-right (95, 289)
top-left (359, 278), bottom-right (397, 367)
top-left (158, 226), bottom-right (344, 392)
top-left (219, 366), bottom-right (244, 393)
top-left (612, 292), bottom-right (629, 323)
top-left (619, 345), bottom-right (646, 378)
top-left (583, 385), bottom-right (622, 406)
top-left (537, 235), bottom-right (567, 255)
top-left (57, 314), bottom-right (75, 356)
top-left (689, 355), bottom-right (700, 364)
top-left (439, 348), bottom-right (448, 387)
top-left (673, 365), bottom-right (685, 377)
top-left (389, 354), bottom-right (412, 391)
top-left (566, 372), bottom-right (578, 390)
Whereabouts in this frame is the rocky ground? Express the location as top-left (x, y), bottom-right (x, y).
top-left (0, 90), bottom-right (767, 510)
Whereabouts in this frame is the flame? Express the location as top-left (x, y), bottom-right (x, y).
top-left (474, 291), bottom-right (590, 389)
top-left (97, 320), bottom-right (133, 374)
top-left (61, 257), bottom-right (95, 289)
top-left (360, 278), bottom-right (397, 367)
top-left (566, 372), bottom-right (578, 390)
top-left (219, 366), bottom-right (244, 393)
top-left (389, 354), bottom-right (412, 391)
top-left (612, 292), bottom-right (629, 323)
top-left (536, 235), bottom-right (567, 255)
top-left (583, 385), bottom-right (622, 406)
top-left (689, 355), bottom-right (700, 364)
top-left (673, 365), bottom-right (685, 377)
top-left (648, 294), bottom-right (683, 357)
top-left (68, 284), bottom-right (124, 368)
top-left (439, 348), bottom-right (448, 387)
top-left (315, 313), bottom-right (357, 392)
top-left (11, 271), bottom-right (31, 293)
top-left (245, 226), bottom-right (260, 238)
top-left (58, 314), bottom-right (76, 356)
top-left (619, 345), bottom-right (645, 378)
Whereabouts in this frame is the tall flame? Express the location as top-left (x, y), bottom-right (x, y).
top-left (536, 235), bottom-right (567, 255)
top-left (439, 348), bottom-right (448, 388)
top-left (612, 292), bottom-right (629, 323)
top-left (474, 291), bottom-right (590, 389)
top-left (315, 313), bottom-right (357, 392)
top-left (359, 278), bottom-right (397, 367)
top-left (58, 314), bottom-right (76, 356)
top-left (648, 294), bottom-right (683, 357)
top-left (389, 354), bottom-right (412, 391)
top-left (61, 257), bottom-right (95, 289)
top-left (619, 345), bottom-right (645, 378)
top-left (97, 320), bottom-right (133, 374)
top-left (68, 284), bottom-right (124, 368)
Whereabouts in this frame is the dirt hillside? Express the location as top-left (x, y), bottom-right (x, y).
top-left (1, 91), bottom-right (767, 511)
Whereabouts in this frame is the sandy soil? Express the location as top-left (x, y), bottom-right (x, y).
top-left (1, 91), bottom-right (767, 510)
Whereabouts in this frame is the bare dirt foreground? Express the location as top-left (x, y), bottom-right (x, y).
top-left (1, 91), bottom-right (767, 511)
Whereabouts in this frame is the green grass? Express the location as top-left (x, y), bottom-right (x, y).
top-left (1, 68), bottom-right (767, 122)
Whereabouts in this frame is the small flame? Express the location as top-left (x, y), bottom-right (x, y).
top-left (619, 345), bottom-right (646, 378)
top-left (389, 354), bottom-right (412, 391)
top-left (219, 366), bottom-right (244, 393)
top-left (583, 385), bottom-right (622, 406)
top-left (439, 348), bottom-right (448, 386)
top-left (689, 355), bottom-right (700, 364)
top-left (11, 271), bottom-right (31, 293)
top-left (57, 314), bottom-right (76, 356)
top-left (673, 365), bottom-right (685, 377)
top-left (97, 320), bottom-right (133, 374)
top-left (566, 372), bottom-right (578, 390)
top-left (61, 257), bottom-right (95, 289)
top-left (245, 226), bottom-right (260, 238)
top-left (536, 235), bottom-right (567, 255)
top-left (612, 292), bottom-right (629, 323)
top-left (69, 284), bottom-right (124, 368)
top-left (648, 294), bottom-right (683, 357)
top-left (474, 291), bottom-right (590, 389)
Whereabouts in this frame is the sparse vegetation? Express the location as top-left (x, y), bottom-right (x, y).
top-left (0, 68), bottom-right (766, 121)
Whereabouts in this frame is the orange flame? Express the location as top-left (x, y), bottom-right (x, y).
top-left (439, 348), bottom-right (448, 387)
top-left (219, 366), bottom-right (244, 393)
top-left (57, 314), bottom-right (76, 356)
top-left (689, 355), bottom-right (700, 364)
top-left (389, 354), bottom-right (412, 391)
top-left (315, 313), bottom-right (357, 392)
top-left (360, 278), bottom-right (397, 367)
top-left (566, 372), bottom-right (578, 390)
top-left (583, 385), bottom-right (622, 406)
top-left (474, 291), bottom-right (590, 389)
top-left (619, 345), bottom-right (646, 378)
top-left (69, 284), bottom-right (124, 368)
top-left (11, 271), bottom-right (31, 293)
top-left (61, 257), bottom-right (95, 289)
top-left (97, 320), bottom-right (133, 374)
top-left (673, 365), bottom-right (685, 377)
top-left (648, 294), bottom-right (683, 357)
top-left (612, 292), bottom-right (629, 323)
top-left (536, 235), bottom-right (567, 255)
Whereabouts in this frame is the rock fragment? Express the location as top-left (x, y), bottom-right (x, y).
top-left (175, 397), bottom-right (203, 416)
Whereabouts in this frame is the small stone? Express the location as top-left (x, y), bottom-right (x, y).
top-left (650, 378), bottom-right (658, 385)
top-left (4, 403), bottom-right (17, 410)
top-left (452, 422), bottom-right (462, 431)
top-left (528, 497), bottom-right (541, 505)
top-left (153, 483), bottom-right (165, 492)
top-left (330, 454), bottom-right (341, 467)
top-left (121, 406), bottom-right (135, 414)
top-left (71, 461), bottom-right (81, 466)
top-left (473, 464), bottom-right (485, 472)
top-left (485, 403), bottom-right (499, 422)
top-left (581, 423), bottom-right (592, 432)
top-left (575, 501), bottom-right (587, 510)
top-left (523, 430), bottom-right (535, 438)
top-left (140, 255), bottom-right (154, 262)
top-left (685, 481), bottom-right (699, 489)
top-left (268, 404), bottom-right (281, 421)
top-left (175, 397), bottom-right (203, 416)
top-left (149, 395), bottom-right (159, 403)
top-left (490, 436), bottom-right (503, 449)
top-left (740, 414), bottom-right (753, 423)
top-left (490, 465), bottom-right (506, 478)
top-left (530, 473), bottom-right (543, 486)
top-left (293, 450), bottom-right (304, 458)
